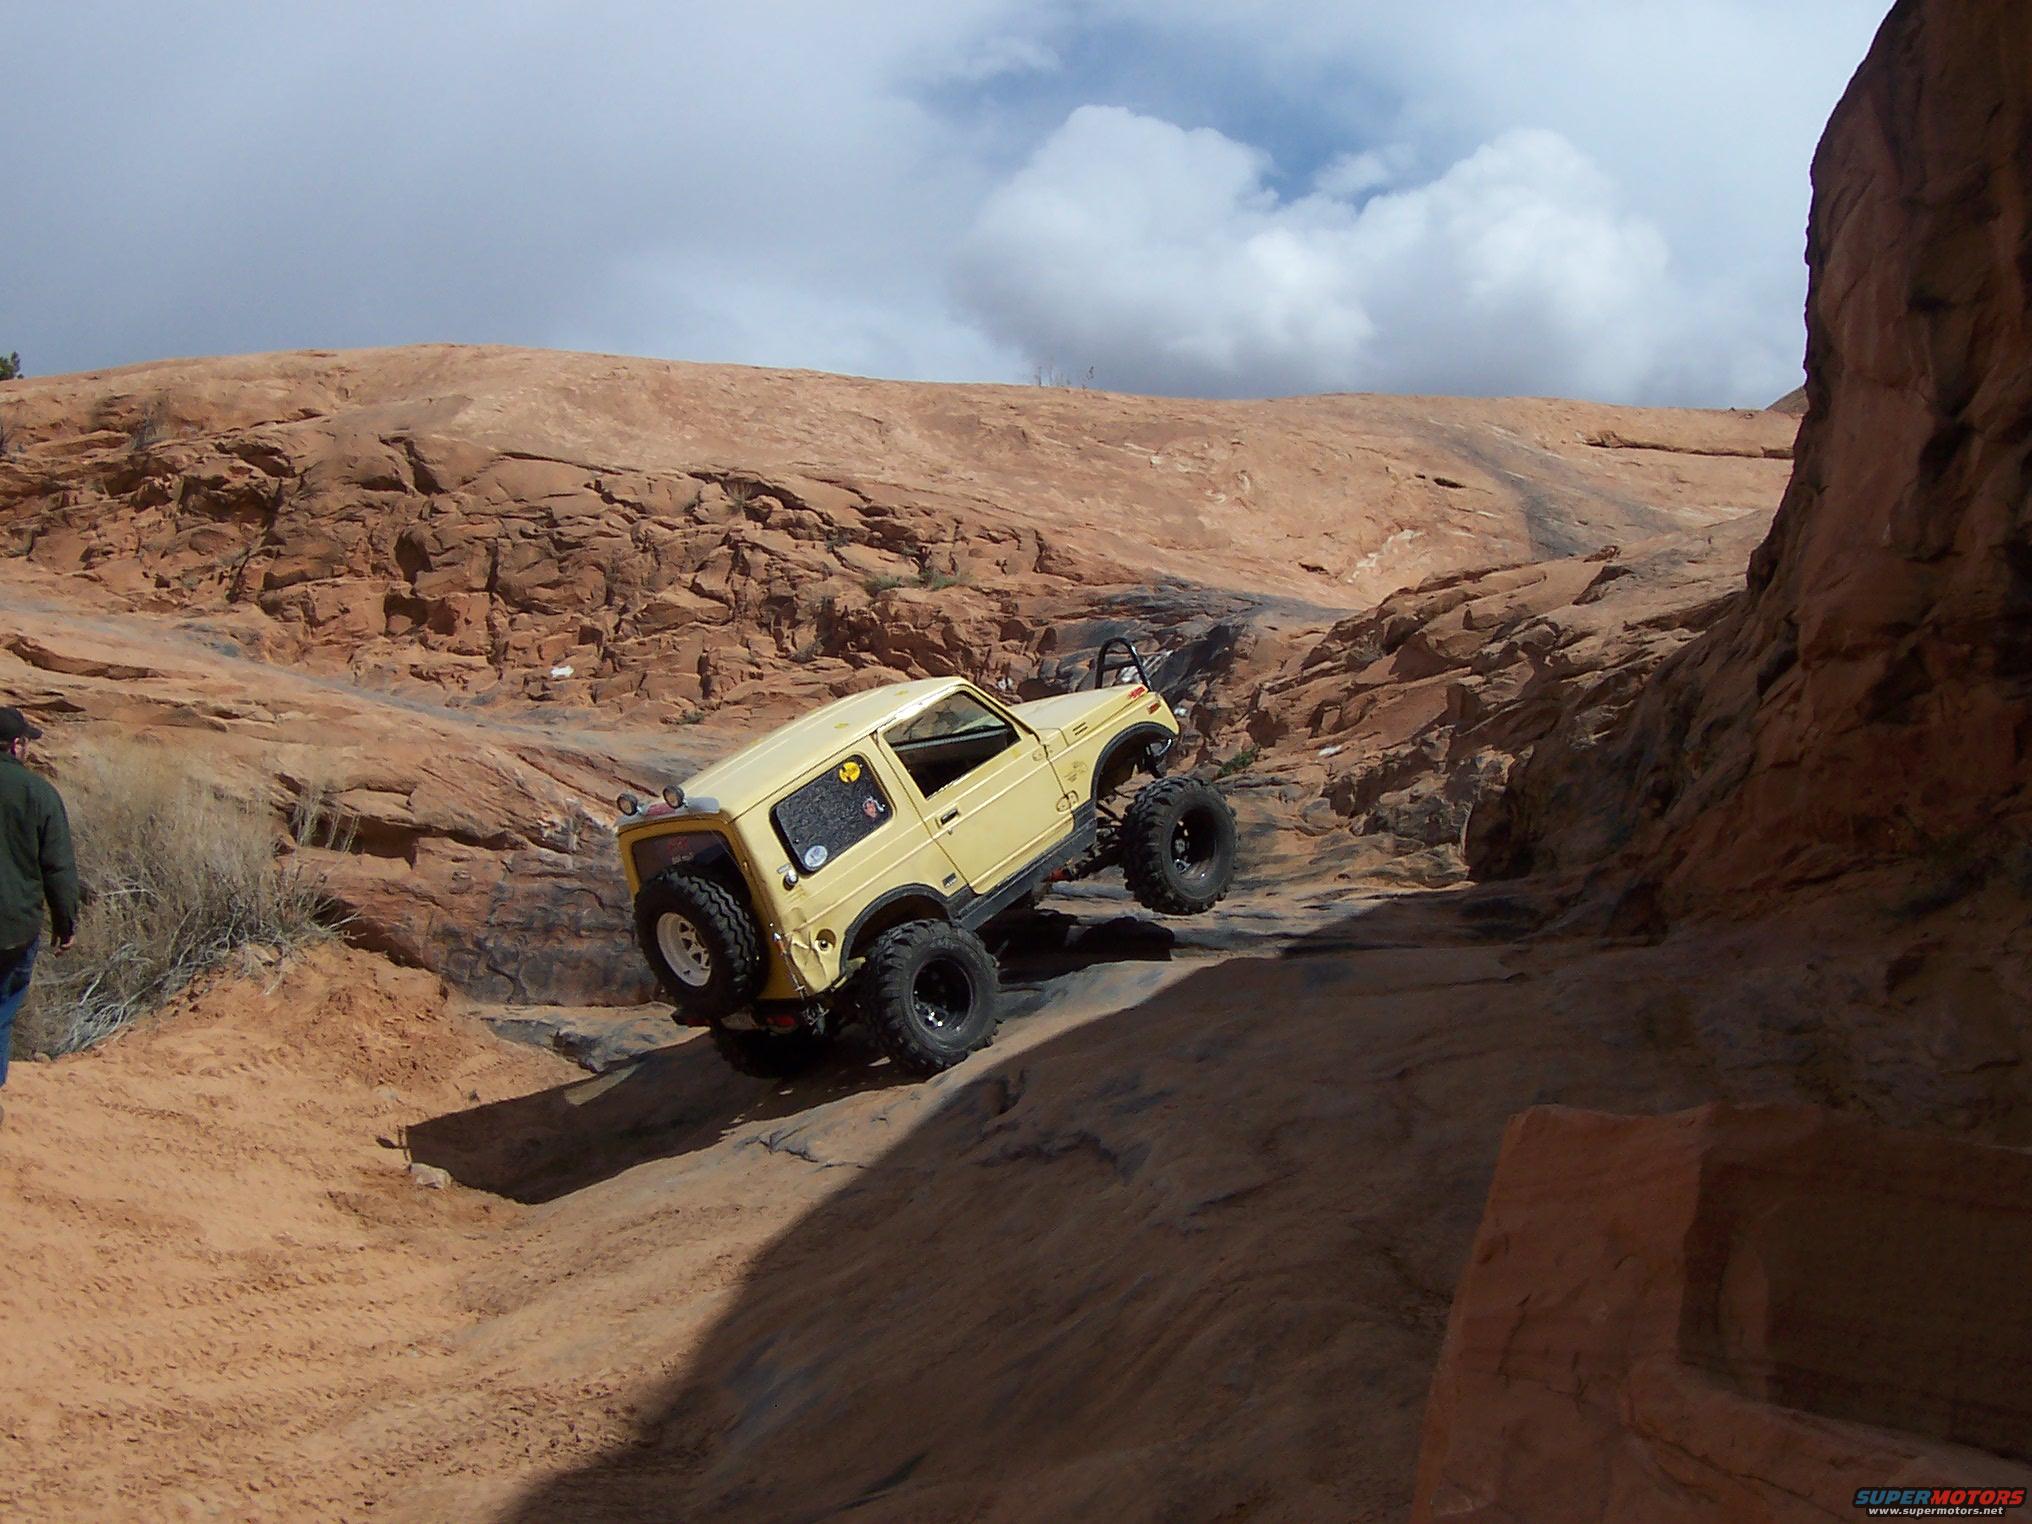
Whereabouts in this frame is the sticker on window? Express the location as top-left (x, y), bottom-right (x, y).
top-left (771, 754), bottom-right (891, 875)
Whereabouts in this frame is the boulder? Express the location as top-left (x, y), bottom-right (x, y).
top-left (1414, 1104), bottom-right (2032, 1523)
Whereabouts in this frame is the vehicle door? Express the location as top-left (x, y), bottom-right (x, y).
top-left (880, 689), bottom-right (1073, 895)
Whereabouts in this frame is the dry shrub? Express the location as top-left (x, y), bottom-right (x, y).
top-left (19, 741), bottom-right (345, 1056)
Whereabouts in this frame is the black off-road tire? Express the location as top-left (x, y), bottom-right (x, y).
top-left (862, 920), bottom-right (1000, 1076)
top-left (634, 872), bottom-right (764, 1022)
top-left (709, 1020), bottom-right (830, 1078)
top-left (1122, 776), bottom-right (1238, 915)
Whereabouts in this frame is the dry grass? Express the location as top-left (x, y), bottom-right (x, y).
top-left (18, 741), bottom-right (347, 1057)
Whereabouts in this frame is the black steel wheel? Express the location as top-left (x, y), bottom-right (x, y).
top-left (861, 920), bottom-right (1000, 1076)
top-left (1121, 776), bottom-right (1238, 915)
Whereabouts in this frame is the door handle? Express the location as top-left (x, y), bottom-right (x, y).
top-left (937, 808), bottom-right (960, 826)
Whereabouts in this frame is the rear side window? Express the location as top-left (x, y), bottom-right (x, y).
top-left (771, 755), bottom-right (893, 874)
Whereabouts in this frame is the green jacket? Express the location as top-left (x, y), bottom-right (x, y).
top-left (0, 754), bottom-right (78, 949)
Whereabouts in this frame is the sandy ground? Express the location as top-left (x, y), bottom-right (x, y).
top-left (4, 874), bottom-right (2023, 1523)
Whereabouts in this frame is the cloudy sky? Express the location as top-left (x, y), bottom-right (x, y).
top-left (7, 1), bottom-right (1886, 406)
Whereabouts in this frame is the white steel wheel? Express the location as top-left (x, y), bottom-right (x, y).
top-left (656, 911), bottom-right (713, 987)
top-left (634, 872), bottom-right (764, 1019)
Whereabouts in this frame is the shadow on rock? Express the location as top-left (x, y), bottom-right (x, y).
top-left (406, 1032), bottom-right (914, 1204)
top-left (487, 882), bottom-right (2032, 1523)
top-left (485, 892), bottom-right (1643, 1522)
top-left (418, 906), bottom-right (1185, 1205)
top-left (987, 905), bottom-right (1177, 966)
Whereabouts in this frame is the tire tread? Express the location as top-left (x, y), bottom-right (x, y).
top-left (1121, 776), bottom-right (1238, 915)
top-left (634, 872), bottom-right (765, 1020)
top-left (863, 920), bottom-right (999, 1075)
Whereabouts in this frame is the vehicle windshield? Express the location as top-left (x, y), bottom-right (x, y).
top-left (888, 698), bottom-right (1009, 746)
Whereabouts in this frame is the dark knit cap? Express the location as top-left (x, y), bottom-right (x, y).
top-left (0, 708), bottom-right (43, 742)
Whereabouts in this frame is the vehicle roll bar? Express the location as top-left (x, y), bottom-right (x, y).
top-left (1092, 636), bottom-right (1156, 692)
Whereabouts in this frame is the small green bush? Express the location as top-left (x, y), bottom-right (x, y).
top-left (0, 352), bottom-right (21, 382)
top-left (1030, 361), bottom-right (1093, 389)
top-left (1215, 745), bottom-right (1261, 780)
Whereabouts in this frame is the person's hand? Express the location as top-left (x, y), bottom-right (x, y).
top-left (53, 934), bottom-right (74, 955)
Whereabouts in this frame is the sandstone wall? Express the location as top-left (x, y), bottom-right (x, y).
top-left (1473, 0), bottom-right (2032, 907)
top-left (1413, 1104), bottom-right (2032, 1523)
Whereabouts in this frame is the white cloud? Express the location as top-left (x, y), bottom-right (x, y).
top-left (1312, 147), bottom-right (1415, 200)
top-left (2, 1), bottom-right (1886, 405)
top-left (0, 2), bottom-right (1030, 385)
top-left (935, 34), bottom-right (1061, 85)
top-left (957, 107), bottom-right (1709, 401)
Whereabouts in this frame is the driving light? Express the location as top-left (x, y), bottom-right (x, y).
top-left (662, 785), bottom-right (685, 809)
top-left (616, 791), bottom-right (640, 816)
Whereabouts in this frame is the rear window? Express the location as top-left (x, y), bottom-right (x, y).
top-left (771, 754), bottom-right (892, 874)
top-left (630, 830), bottom-right (733, 885)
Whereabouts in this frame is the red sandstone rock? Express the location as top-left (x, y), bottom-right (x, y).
top-left (0, 344), bottom-right (1799, 987)
top-left (0, 345), bottom-right (1792, 741)
top-left (1235, 515), bottom-right (1769, 884)
top-left (1413, 1104), bottom-right (2032, 1523)
top-left (1473, 0), bottom-right (2032, 907)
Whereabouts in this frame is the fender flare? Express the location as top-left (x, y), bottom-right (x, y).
top-left (1089, 721), bottom-right (1177, 802)
top-left (841, 884), bottom-right (956, 961)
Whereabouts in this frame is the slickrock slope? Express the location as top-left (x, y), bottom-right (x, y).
top-left (1474, 0), bottom-right (2032, 908)
top-left (0, 346), bottom-right (1790, 738)
top-left (0, 535), bottom-right (1760, 1003)
top-left (1236, 514), bottom-right (1769, 885)
top-left (7, 880), bottom-right (2029, 1522)
top-left (1413, 1105), bottom-right (2032, 1524)
top-left (0, 348), bottom-right (1796, 995)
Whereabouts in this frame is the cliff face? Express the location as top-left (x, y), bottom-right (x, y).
top-left (1413, 1105), bottom-right (2032, 1524)
top-left (1474, 0), bottom-right (2032, 906)
top-left (1413, 4), bottom-right (2032, 1515)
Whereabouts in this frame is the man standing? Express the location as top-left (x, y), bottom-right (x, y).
top-left (0, 708), bottom-right (78, 1125)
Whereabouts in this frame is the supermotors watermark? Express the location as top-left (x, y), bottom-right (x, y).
top-left (1854, 1487), bottom-right (2027, 1518)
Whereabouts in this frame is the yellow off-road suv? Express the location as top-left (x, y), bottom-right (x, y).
top-left (614, 641), bottom-right (1237, 1077)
